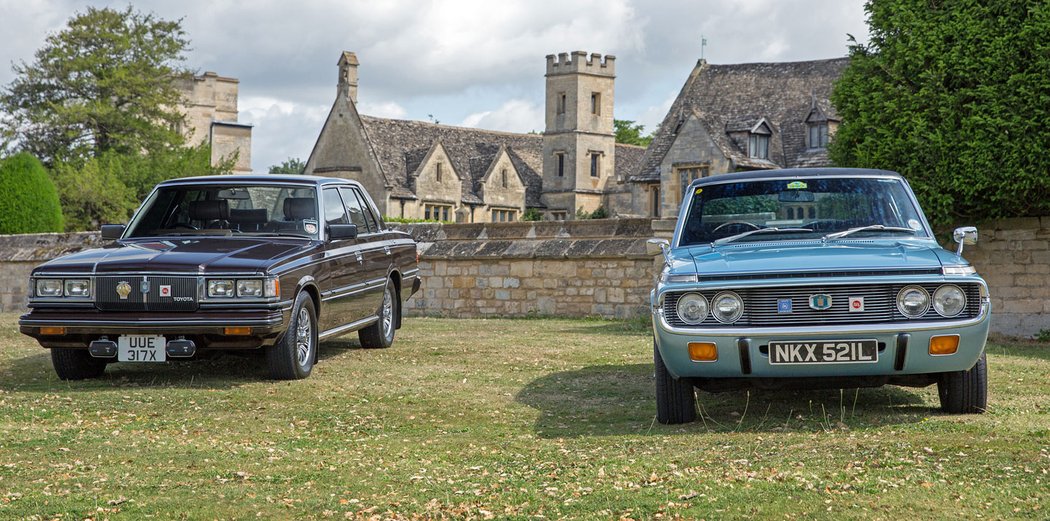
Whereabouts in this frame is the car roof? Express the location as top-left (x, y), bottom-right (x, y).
top-left (694, 167), bottom-right (903, 186)
top-left (157, 174), bottom-right (360, 187)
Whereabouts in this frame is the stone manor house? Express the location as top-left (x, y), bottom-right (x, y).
top-left (304, 51), bottom-right (847, 221)
top-left (176, 72), bottom-right (253, 173)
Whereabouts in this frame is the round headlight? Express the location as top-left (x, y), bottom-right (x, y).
top-left (896, 285), bottom-right (931, 318)
top-left (711, 291), bottom-right (744, 323)
top-left (933, 284), bottom-right (966, 317)
top-left (676, 293), bottom-right (709, 324)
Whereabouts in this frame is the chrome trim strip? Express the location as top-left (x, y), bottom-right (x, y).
top-left (657, 277), bottom-right (988, 293)
top-left (655, 300), bottom-right (990, 337)
top-left (318, 315), bottom-right (379, 340)
top-left (320, 278), bottom-right (388, 301)
top-left (20, 317), bottom-right (284, 328)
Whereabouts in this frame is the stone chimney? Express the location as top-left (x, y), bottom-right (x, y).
top-left (338, 51), bottom-right (359, 104)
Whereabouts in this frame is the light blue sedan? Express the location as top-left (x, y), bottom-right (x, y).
top-left (648, 168), bottom-right (989, 424)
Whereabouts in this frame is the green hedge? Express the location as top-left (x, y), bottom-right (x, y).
top-left (0, 153), bottom-right (63, 234)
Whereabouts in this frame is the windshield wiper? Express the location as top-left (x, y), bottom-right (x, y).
top-left (713, 227), bottom-right (812, 245)
top-left (823, 224), bottom-right (917, 241)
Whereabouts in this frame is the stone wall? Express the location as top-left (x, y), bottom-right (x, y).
top-left (951, 217), bottom-right (1050, 337)
top-left (2, 217), bottom-right (1048, 337)
top-left (399, 219), bottom-right (654, 319)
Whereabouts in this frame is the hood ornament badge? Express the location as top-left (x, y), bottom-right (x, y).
top-left (116, 281), bottom-right (132, 300)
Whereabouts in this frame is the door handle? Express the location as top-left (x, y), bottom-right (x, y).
top-left (383, 246), bottom-right (391, 256)
top-left (355, 251), bottom-right (363, 263)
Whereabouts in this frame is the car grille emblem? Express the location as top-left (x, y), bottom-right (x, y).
top-left (140, 279), bottom-right (150, 294)
top-left (777, 298), bottom-right (793, 313)
top-left (116, 281), bottom-right (132, 300)
top-left (809, 294), bottom-right (833, 310)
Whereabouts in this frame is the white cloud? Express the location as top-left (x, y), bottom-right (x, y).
top-left (461, 99), bottom-right (543, 133)
top-left (357, 100), bottom-right (407, 120)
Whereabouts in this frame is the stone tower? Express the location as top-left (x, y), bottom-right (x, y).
top-left (541, 51), bottom-right (616, 218)
top-left (338, 51), bottom-right (359, 104)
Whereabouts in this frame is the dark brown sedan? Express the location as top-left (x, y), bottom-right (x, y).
top-left (19, 175), bottom-right (420, 380)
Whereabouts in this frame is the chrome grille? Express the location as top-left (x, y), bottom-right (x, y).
top-left (663, 283), bottom-right (982, 328)
top-left (96, 276), bottom-right (199, 312)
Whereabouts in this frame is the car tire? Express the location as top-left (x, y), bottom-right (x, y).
top-left (359, 279), bottom-right (397, 349)
top-left (51, 348), bottom-right (107, 380)
top-left (937, 352), bottom-right (987, 414)
top-left (266, 292), bottom-right (317, 380)
top-left (655, 340), bottom-right (697, 424)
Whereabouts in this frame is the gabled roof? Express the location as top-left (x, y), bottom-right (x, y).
top-left (360, 115), bottom-right (646, 207)
top-left (631, 57), bottom-right (849, 182)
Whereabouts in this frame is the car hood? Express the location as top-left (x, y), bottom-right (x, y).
top-left (34, 237), bottom-right (313, 274)
top-left (679, 240), bottom-right (945, 276)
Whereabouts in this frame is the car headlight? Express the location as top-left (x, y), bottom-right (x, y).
top-left (36, 279), bottom-right (63, 297)
top-left (237, 279), bottom-right (263, 297)
top-left (64, 279), bottom-right (91, 298)
top-left (676, 293), bottom-right (709, 324)
top-left (896, 285), bottom-right (930, 318)
top-left (207, 279), bottom-right (236, 298)
top-left (711, 291), bottom-right (744, 323)
top-left (933, 284), bottom-right (966, 317)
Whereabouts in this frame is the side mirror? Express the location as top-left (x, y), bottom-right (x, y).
top-left (327, 223), bottom-right (358, 241)
top-left (646, 238), bottom-right (670, 256)
top-left (100, 224), bottom-right (125, 240)
top-left (953, 226), bottom-right (978, 255)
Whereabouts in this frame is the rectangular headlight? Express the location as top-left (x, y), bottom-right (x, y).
top-left (64, 279), bottom-right (91, 298)
top-left (237, 279), bottom-right (264, 297)
top-left (207, 279), bottom-right (235, 298)
top-left (36, 279), bottom-right (63, 297)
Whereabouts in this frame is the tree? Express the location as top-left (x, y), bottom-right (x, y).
top-left (0, 6), bottom-right (191, 164)
top-left (830, 0), bottom-right (1050, 226)
top-left (614, 119), bottom-right (653, 147)
top-left (268, 157), bottom-right (306, 175)
top-left (0, 153), bottom-right (63, 233)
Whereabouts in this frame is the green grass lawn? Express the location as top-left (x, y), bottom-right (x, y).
top-left (0, 313), bottom-right (1046, 519)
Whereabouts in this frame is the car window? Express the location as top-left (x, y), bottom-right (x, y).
top-left (323, 188), bottom-right (348, 226)
top-left (352, 188), bottom-right (381, 232)
top-left (338, 187), bottom-right (370, 233)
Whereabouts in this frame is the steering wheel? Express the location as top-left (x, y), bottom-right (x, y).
top-left (712, 221), bottom-right (761, 233)
top-left (172, 223), bottom-right (198, 230)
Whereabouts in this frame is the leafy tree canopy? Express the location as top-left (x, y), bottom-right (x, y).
top-left (0, 6), bottom-right (191, 164)
top-left (614, 120), bottom-right (653, 147)
top-left (268, 157), bottom-right (306, 175)
top-left (830, 0), bottom-right (1050, 226)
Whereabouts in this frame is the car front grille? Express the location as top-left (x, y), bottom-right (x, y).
top-left (663, 283), bottom-right (982, 328)
top-left (96, 276), bottom-right (199, 312)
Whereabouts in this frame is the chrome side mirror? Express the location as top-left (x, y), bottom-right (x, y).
top-left (953, 226), bottom-right (978, 255)
top-left (646, 238), bottom-right (670, 257)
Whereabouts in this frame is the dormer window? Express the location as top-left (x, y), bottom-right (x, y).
top-left (808, 122), bottom-right (829, 149)
top-left (748, 133), bottom-right (769, 159)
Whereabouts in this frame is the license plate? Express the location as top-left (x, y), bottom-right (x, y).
top-left (118, 335), bottom-right (166, 362)
top-left (769, 339), bottom-right (878, 365)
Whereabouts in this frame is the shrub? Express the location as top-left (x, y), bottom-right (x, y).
top-left (0, 153), bottom-right (63, 234)
top-left (521, 208), bottom-right (543, 221)
top-left (50, 153), bottom-right (137, 231)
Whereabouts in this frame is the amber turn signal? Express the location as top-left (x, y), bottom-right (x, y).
top-left (224, 327), bottom-right (252, 336)
top-left (929, 335), bottom-right (960, 355)
top-left (688, 342), bottom-right (718, 362)
top-left (39, 326), bottom-right (66, 336)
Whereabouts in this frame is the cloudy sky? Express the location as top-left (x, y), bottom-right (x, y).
top-left (0, 0), bottom-right (870, 172)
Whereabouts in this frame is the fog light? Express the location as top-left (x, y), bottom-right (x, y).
top-left (688, 342), bottom-right (718, 362)
top-left (224, 327), bottom-right (252, 336)
top-left (929, 335), bottom-right (959, 355)
top-left (40, 326), bottom-right (66, 335)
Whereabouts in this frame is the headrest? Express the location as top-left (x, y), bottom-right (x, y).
top-left (189, 200), bottom-right (229, 221)
top-left (283, 198), bottom-right (316, 220)
top-left (229, 208), bottom-right (267, 224)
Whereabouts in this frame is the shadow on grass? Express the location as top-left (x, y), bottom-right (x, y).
top-left (0, 340), bottom-right (361, 392)
top-left (516, 363), bottom-right (932, 438)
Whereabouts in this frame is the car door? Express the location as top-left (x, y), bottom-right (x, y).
top-left (319, 187), bottom-right (365, 333)
top-left (340, 186), bottom-right (388, 316)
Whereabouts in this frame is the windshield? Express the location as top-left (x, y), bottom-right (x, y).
top-left (678, 177), bottom-right (929, 246)
top-left (125, 184), bottom-right (319, 239)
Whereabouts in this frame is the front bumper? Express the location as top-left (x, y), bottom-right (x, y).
top-left (19, 307), bottom-right (291, 350)
top-left (653, 300), bottom-right (991, 380)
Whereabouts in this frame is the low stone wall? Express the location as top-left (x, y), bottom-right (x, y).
top-left (396, 219), bottom-right (656, 319)
top-left (951, 217), bottom-right (1050, 338)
